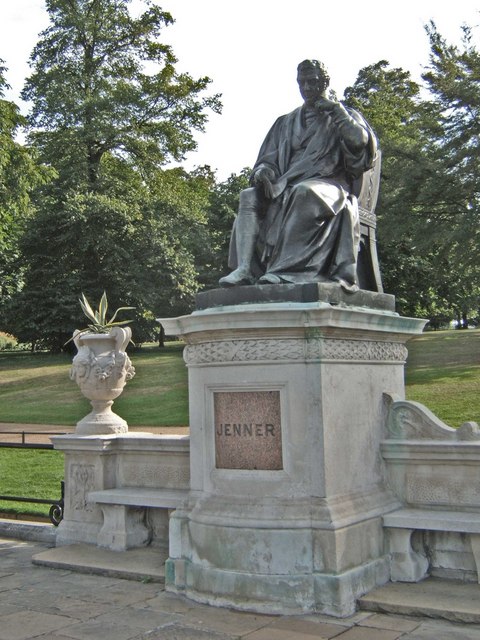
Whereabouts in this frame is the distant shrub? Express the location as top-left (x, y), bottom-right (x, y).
top-left (0, 332), bottom-right (18, 350)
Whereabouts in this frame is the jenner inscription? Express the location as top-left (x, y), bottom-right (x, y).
top-left (214, 390), bottom-right (283, 470)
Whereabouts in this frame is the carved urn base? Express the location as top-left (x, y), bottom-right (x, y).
top-left (70, 327), bottom-right (135, 436)
top-left (75, 400), bottom-right (128, 436)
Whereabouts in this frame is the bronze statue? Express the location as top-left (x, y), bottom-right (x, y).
top-left (219, 60), bottom-right (378, 292)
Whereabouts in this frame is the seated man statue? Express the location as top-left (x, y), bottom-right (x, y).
top-left (219, 59), bottom-right (378, 292)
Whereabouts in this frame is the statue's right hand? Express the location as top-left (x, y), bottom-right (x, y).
top-left (253, 166), bottom-right (275, 184)
top-left (253, 166), bottom-right (276, 198)
top-left (315, 97), bottom-right (338, 113)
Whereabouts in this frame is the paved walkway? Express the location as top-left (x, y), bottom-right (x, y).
top-left (0, 423), bottom-right (189, 445)
top-left (2, 536), bottom-right (480, 640)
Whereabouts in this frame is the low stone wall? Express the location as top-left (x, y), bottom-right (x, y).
top-left (381, 394), bottom-right (480, 582)
top-left (51, 433), bottom-right (190, 550)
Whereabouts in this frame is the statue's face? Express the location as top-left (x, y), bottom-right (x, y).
top-left (297, 69), bottom-right (327, 107)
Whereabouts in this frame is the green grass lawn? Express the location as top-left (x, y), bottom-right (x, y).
top-left (0, 332), bottom-right (477, 428)
top-left (0, 342), bottom-right (188, 427)
top-left (0, 448), bottom-right (64, 519)
top-left (0, 330), bottom-right (478, 518)
top-left (405, 329), bottom-right (480, 426)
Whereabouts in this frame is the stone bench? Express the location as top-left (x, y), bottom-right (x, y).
top-left (384, 508), bottom-right (480, 583)
top-left (88, 487), bottom-right (189, 551)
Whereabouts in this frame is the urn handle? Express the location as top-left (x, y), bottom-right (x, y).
top-left (110, 326), bottom-right (132, 353)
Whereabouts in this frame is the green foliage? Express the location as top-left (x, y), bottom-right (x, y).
top-left (343, 24), bottom-right (480, 324)
top-left (22, 0), bottom-right (221, 189)
top-left (3, 164), bottom-right (215, 349)
top-left (3, 191), bottom-right (141, 350)
top-left (415, 22), bottom-right (480, 322)
top-left (196, 168), bottom-right (251, 290)
top-left (0, 332), bottom-right (18, 351)
top-left (0, 61), bottom-right (53, 303)
top-left (1, 0), bottom-right (222, 350)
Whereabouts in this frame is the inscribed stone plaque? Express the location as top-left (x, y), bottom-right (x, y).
top-left (214, 390), bottom-right (282, 470)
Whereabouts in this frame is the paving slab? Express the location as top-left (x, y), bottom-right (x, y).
top-left (358, 578), bottom-right (480, 624)
top-left (51, 618), bottom-right (148, 640)
top-left (332, 628), bottom-right (403, 640)
top-left (266, 617), bottom-right (349, 637)
top-left (140, 624), bottom-right (235, 640)
top-left (0, 610), bottom-right (76, 640)
top-left (2, 537), bottom-right (480, 639)
top-left (32, 542), bottom-right (166, 582)
top-left (245, 629), bottom-right (335, 640)
top-left (133, 591), bottom-right (201, 614)
top-left (357, 613), bottom-right (422, 632)
top-left (180, 605), bottom-right (275, 636)
top-left (405, 619), bottom-right (480, 640)
top-left (247, 618), bottom-right (349, 640)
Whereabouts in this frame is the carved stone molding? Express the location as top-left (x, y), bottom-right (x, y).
top-left (384, 393), bottom-right (480, 441)
top-left (308, 339), bottom-right (407, 362)
top-left (184, 338), bottom-right (407, 365)
top-left (70, 464), bottom-right (95, 512)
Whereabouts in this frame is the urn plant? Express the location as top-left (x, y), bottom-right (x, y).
top-left (69, 293), bottom-right (136, 435)
top-left (74, 292), bottom-right (135, 336)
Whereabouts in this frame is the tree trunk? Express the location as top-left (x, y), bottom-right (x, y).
top-left (159, 323), bottom-right (165, 348)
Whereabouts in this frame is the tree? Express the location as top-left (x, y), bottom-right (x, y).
top-left (5, 161), bottom-right (217, 350)
top-left (6, 0), bottom-right (221, 349)
top-left (0, 61), bottom-right (52, 304)
top-left (343, 61), bottom-right (437, 318)
top-left (127, 166), bottom-right (215, 343)
top-left (417, 22), bottom-right (480, 325)
top-left (343, 31), bottom-right (480, 326)
top-left (195, 168), bottom-right (250, 290)
top-left (22, 0), bottom-right (221, 189)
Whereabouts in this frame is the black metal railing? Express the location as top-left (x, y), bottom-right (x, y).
top-left (0, 431), bottom-right (65, 526)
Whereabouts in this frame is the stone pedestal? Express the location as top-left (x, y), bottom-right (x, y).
top-left (161, 286), bottom-right (426, 616)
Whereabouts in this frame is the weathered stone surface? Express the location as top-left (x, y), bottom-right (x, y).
top-left (162, 302), bottom-right (425, 615)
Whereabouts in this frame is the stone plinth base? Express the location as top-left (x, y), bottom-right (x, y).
top-left (167, 491), bottom-right (394, 616)
top-left (160, 291), bottom-right (426, 616)
top-left (195, 282), bottom-right (395, 312)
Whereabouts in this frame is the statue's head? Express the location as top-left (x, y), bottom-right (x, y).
top-left (297, 60), bottom-right (330, 106)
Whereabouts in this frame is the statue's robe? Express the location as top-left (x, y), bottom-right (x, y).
top-left (230, 104), bottom-right (377, 290)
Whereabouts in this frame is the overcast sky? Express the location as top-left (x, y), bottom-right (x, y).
top-left (0, 0), bottom-right (479, 179)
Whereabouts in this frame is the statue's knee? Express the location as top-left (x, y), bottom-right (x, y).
top-left (239, 187), bottom-right (258, 207)
top-left (292, 182), bottom-right (310, 199)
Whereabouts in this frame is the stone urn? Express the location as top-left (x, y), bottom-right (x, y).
top-left (70, 326), bottom-right (135, 435)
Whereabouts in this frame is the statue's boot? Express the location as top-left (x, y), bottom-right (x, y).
top-left (219, 267), bottom-right (255, 287)
top-left (257, 273), bottom-right (283, 284)
top-left (219, 194), bottom-right (259, 287)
